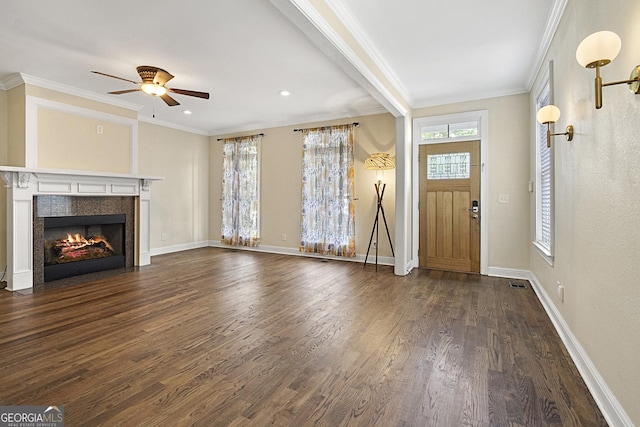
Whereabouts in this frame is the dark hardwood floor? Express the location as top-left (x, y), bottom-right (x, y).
top-left (0, 248), bottom-right (606, 426)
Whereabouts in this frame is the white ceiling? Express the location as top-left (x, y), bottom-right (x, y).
top-left (0, 0), bottom-right (559, 135)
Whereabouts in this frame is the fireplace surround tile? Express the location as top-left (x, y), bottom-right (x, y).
top-left (33, 196), bottom-right (136, 285)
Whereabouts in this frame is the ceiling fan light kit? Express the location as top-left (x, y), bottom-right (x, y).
top-left (140, 83), bottom-right (167, 96)
top-left (91, 65), bottom-right (210, 107)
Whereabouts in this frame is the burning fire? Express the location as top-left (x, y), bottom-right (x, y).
top-left (66, 233), bottom-right (86, 244)
top-left (44, 232), bottom-right (117, 265)
top-left (61, 233), bottom-right (115, 252)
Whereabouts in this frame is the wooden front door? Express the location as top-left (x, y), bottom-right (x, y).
top-left (419, 141), bottom-right (480, 273)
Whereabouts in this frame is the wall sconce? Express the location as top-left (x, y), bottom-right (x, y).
top-left (576, 30), bottom-right (640, 109)
top-left (536, 105), bottom-right (574, 148)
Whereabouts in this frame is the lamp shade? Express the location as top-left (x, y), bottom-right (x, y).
top-left (365, 153), bottom-right (395, 170)
top-left (576, 31), bottom-right (621, 68)
top-left (536, 104), bottom-right (561, 124)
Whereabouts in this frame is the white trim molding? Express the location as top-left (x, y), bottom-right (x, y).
top-left (269, 0), bottom-right (408, 118)
top-left (2, 73), bottom-right (143, 112)
top-left (412, 110), bottom-right (489, 275)
top-left (527, 272), bottom-right (634, 427)
top-left (25, 95), bottom-right (139, 174)
top-left (138, 115), bottom-right (210, 137)
top-left (323, 0), bottom-right (410, 104)
top-left (526, 0), bottom-right (569, 90)
top-left (150, 241), bottom-right (210, 257)
top-left (203, 241), bottom-right (395, 267)
top-left (0, 167), bottom-right (163, 291)
top-left (487, 267), bottom-right (531, 280)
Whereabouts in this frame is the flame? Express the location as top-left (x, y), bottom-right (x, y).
top-left (65, 233), bottom-right (88, 245)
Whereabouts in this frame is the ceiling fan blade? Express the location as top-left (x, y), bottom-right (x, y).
top-left (160, 93), bottom-right (180, 106)
top-left (168, 88), bottom-right (210, 99)
top-left (108, 89), bottom-right (141, 95)
top-left (91, 71), bottom-right (140, 85)
top-left (153, 69), bottom-right (174, 85)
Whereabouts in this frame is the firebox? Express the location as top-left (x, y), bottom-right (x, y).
top-left (43, 214), bottom-right (126, 282)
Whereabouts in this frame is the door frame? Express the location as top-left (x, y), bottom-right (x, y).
top-left (412, 110), bottom-right (488, 275)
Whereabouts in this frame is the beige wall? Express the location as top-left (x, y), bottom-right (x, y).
top-left (7, 85), bottom-right (25, 167)
top-left (530, 0), bottom-right (640, 423)
top-left (6, 84), bottom-right (136, 174)
top-left (37, 108), bottom-right (131, 174)
top-left (210, 113), bottom-right (396, 258)
top-left (413, 93), bottom-right (532, 271)
top-left (0, 89), bottom-right (7, 272)
top-left (139, 122), bottom-right (210, 250)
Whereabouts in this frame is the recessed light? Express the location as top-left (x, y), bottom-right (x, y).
top-left (279, 90), bottom-right (290, 97)
top-left (183, 110), bottom-right (192, 115)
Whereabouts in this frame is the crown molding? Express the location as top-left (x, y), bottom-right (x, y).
top-left (1, 73), bottom-right (144, 112)
top-left (324, 0), bottom-right (411, 104)
top-left (526, 0), bottom-right (568, 90)
top-left (138, 115), bottom-right (210, 136)
top-left (210, 104), bottom-right (387, 137)
top-left (412, 86), bottom-right (529, 110)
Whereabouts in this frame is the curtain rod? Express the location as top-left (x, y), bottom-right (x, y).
top-left (217, 133), bottom-right (264, 142)
top-left (293, 122), bottom-right (359, 132)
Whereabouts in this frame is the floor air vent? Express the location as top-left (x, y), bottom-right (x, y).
top-left (509, 281), bottom-right (527, 289)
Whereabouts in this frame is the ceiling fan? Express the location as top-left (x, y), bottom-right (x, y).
top-left (91, 65), bottom-right (210, 106)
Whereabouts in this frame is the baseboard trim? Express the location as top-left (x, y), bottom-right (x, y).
top-left (527, 272), bottom-right (633, 427)
top-left (207, 240), bottom-right (394, 266)
top-left (487, 266), bottom-right (531, 280)
top-left (150, 241), bottom-right (209, 257)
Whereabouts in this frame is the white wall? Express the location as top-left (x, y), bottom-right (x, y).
top-left (530, 0), bottom-right (640, 423)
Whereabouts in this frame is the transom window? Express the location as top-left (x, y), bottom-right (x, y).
top-left (421, 121), bottom-right (479, 141)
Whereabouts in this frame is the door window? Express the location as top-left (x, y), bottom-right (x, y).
top-left (427, 152), bottom-right (471, 180)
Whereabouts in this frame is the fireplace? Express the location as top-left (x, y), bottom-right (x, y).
top-left (43, 214), bottom-right (126, 282)
top-left (1, 167), bottom-right (161, 291)
top-left (33, 195), bottom-right (136, 285)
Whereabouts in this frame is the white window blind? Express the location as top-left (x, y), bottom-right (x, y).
top-left (535, 81), bottom-right (553, 257)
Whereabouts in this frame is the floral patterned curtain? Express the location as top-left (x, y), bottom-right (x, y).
top-left (300, 124), bottom-right (356, 257)
top-left (221, 134), bottom-right (261, 247)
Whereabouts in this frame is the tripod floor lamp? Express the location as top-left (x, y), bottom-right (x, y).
top-left (363, 153), bottom-right (395, 270)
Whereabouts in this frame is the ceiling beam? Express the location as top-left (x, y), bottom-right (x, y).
top-left (269, 0), bottom-right (409, 117)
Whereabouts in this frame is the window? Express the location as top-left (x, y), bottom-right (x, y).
top-left (534, 64), bottom-right (554, 260)
top-left (421, 121), bottom-right (479, 141)
top-left (427, 152), bottom-right (471, 180)
top-left (221, 135), bottom-right (261, 247)
top-left (300, 124), bottom-right (356, 257)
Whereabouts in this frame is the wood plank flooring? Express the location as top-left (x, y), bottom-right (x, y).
top-left (0, 248), bottom-right (606, 426)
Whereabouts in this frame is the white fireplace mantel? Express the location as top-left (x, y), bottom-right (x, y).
top-left (1, 166), bottom-right (163, 291)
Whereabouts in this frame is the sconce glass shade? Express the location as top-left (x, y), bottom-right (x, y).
top-left (576, 31), bottom-right (622, 68)
top-left (536, 104), bottom-right (561, 124)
